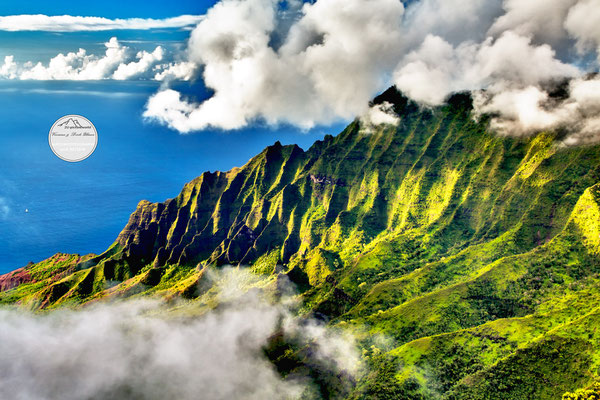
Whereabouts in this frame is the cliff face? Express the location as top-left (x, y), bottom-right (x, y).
top-left (109, 141), bottom-right (308, 270)
top-left (2, 88), bottom-right (600, 399)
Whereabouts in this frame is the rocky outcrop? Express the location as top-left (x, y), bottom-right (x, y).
top-left (309, 174), bottom-right (345, 186)
top-left (0, 266), bottom-right (32, 291)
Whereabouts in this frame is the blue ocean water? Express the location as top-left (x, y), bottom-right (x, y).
top-left (0, 80), bottom-right (346, 273)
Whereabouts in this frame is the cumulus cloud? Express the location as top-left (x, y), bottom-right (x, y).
top-left (394, 32), bottom-right (579, 106)
top-left (3, 38), bottom-right (190, 82)
top-left (144, 89), bottom-right (198, 132)
top-left (475, 86), bottom-right (570, 135)
top-left (0, 14), bottom-right (202, 32)
top-left (20, 37), bottom-right (128, 80)
top-left (139, 0), bottom-right (600, 144)
top-left (488, 0), bottom-right (578, 47)
top-left (565, 0), bottom-right (600, 61)
top-left (399, 0), bottom-right (504, 48)
top-left (113, 46), bottom-right (164, 80)
top-left (0, 56), bottom-right (18, 79)
top-left (0, 268), bottom-right (361, 400)
top-left (153, 61), bottom-right (197, 81)
top-left (144, 0), bottom-right (406, 131)
top-left (475, 75), bottom-right (600, 144)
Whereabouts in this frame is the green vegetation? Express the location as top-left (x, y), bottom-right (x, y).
top-left (2, 88), bottom-right (600, 399)
top-left (563, 381), bottom-right (600, 399)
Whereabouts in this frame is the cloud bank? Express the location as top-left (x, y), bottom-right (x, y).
top-left (140, 0), bottom-right (600, 144)
top-left (0, 37), bottom-right (196, 81)
top-left (0, 14), bottom-right (202, 32)
top-left (0, 268), bottom-right (361, 400)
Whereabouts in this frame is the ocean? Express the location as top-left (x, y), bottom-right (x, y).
top-left (0, 80), bottom-right (344, 273)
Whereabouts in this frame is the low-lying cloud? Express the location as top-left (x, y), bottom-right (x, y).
top-left (473, 76), bottom-right (600, 144)
top-left (139, 0), bottom-right (600, 145)
top-left (0, 268), bottom-right (361, 400)
top-left (359, 101), bottom-right (401, 134)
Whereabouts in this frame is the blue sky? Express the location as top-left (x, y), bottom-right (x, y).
top-left (0, 1), bottom-right (209, 62)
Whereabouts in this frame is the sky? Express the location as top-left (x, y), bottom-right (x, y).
top-left (1, 0), bottom-right (600, 272)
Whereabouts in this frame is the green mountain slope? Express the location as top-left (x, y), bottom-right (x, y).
top-left (2, 88), bottom-right (600, 399)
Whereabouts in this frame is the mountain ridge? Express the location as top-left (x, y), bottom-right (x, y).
top-left (2, 87), bottom-right (600, 399)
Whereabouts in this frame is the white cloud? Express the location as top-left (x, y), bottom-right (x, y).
top-left (144, 0), bottom-right (406, 131)
top-left (0, 56), bottom-right (17, 79)
top-left (393, 32), bottom-right (580, 105)
top-left (0, 14), bottom-right (202, 32)
top-left (489, 0), bottom-right (578, 47)
top-left (142, 0), bottom-right (600, 143)
top-left (20, 37), bottom-right (128, 80)
top-left (154, 61), bottom-right (197, 81)
top-left (399, 0), bottom-right (504, 48)
top-left (4, 38), bottom-right (188, 82)
top-left (0, 268), bottom-right (361, 400)
top-left (475, 86), bottom-right (569, 135)
top-left (144, 89), bottom-right (199, 133)
top-left (113, 46), bottom-right (164, 80)
top-left (474, 75), bottom-right (600, 144)
top-left (565, 0), bottom-right (600, 61)
top-left (2, 0), bottom-right (600, 143)
top-left (360, 101), bottom-right (400, 133)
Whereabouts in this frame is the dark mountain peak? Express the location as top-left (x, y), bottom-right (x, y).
top-left (372, 85), bottom-right (474, 116)
top-left (370, 86), bottom-right (418, 116)
top-left (444, 91), bottom-right (474, 112)
top-left (261, 140), bottom-right (305, 162)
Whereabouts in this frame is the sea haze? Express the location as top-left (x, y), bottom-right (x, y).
top-left (0, 80), bottom-right (346, 273)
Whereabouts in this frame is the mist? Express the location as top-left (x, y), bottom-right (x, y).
top-left (0, 268), bottom-right (361, 400)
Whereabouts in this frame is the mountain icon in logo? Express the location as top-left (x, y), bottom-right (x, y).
top-left (57, 118), bottom-right (89, 128)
